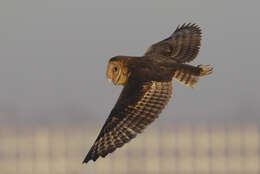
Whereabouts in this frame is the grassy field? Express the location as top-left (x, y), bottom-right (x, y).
top-left (0, 123), bottom-right (259, 174)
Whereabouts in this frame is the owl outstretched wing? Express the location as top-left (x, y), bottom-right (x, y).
top-left (83, 80), bottom-right (172, 163)
top-left (144, 23), bottom-right (201, 63)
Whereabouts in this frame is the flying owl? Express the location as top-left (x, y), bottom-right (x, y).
top-left (83, 23), bottom-right (213, 163)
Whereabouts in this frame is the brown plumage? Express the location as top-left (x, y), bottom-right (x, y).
top-left (83, 23), bottom-right (213, 163)
top-left (145, 23), bottom-right (201, 63)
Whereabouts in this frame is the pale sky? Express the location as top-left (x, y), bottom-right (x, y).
top-left (0, 0), bottom-right (259, 125)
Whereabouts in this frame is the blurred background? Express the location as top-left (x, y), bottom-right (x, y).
top-left (0, 0), bottom-right (259, 174)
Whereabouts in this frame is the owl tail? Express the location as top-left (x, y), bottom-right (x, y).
top-left (172, 64), bottom-right (213, 88)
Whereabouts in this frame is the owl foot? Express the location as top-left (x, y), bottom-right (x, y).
top-left (198, 64), bottom-right (213, 76)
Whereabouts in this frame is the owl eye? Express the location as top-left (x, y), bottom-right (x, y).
top-left (113, 66), bottom-right (118, 73)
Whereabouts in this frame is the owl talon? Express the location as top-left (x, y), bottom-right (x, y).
top-left (198, 64), bottom-right (213, 76)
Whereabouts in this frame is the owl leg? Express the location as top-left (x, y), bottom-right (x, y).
top-left (197, 64), bottom-right (213, 76)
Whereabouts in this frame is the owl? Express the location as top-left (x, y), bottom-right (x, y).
top-left (83, 23), bottom-right (213, 163)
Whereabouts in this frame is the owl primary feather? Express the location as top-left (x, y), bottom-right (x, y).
top-left (83, 23), bottom-right (213, 163)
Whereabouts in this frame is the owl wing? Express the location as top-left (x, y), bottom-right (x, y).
top-left (144, 23), bottom-right (202, 63)
top-left (83, 80), bottom-right (172, 163)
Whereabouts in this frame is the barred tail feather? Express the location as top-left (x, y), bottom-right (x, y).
top-left (173, 69), bottom-right (199, 88)
top-left (172, 64), bottom-right (212, 88)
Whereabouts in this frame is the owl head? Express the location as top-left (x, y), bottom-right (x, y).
top-left (106, 56), bottom-right (130, 85)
